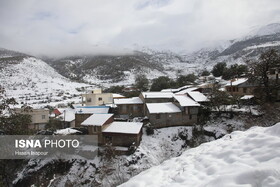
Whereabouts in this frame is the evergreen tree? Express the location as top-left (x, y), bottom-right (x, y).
top-left (150, 76), bottom-right (176, 91)
top-left (135, 74), bottom-right (149, 91)
top-left (211, 62), bottom-right (227, 77)
top-left (176, 74), bottom-right (197, 87)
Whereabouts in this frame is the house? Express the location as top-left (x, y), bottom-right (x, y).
top-left (57, 109), bottom-right (76, 128)
top-left (173, 95), bottom-right (200, 124)
top-left (139, 92), bottom-right (174, 103)
top-left (146, 102), bottom-right (181, 128)
top-left (198, 75), bottom-right (216, 83)
top-left (113, 93), bottom-right (126, 99)
top-left (196, 83), bottom-right (217, 95)
top-left (102, 122), bottom-right (143, 147)
top-left (175, 87), bottom-right (199, 95)
top-left (161, 85), bottom-right (193, 94)
top-left (14, 107), bottom-right (49, 130)
top-left (146, 95), bottom-right (200, 128)
top-left (80, 114), bottom-right (143, 147)
top-left (81, 89), bottom-right (113, 106)
top-left (268, 66), bottom-right (279, 81)
top-left (52, 108), bottom-right (63, 117)
top-left (114, 97), bottom-right (144, 118)
top-left (75, 106), bottom-right (110, 127)
top-left (225, 78), bottom-right (257, 97)
top-left (81, 113), bottom-right (114, 145)
top-left (187, 91), bottom-right (209, 104)
top-left (122, 86), bottom-right (138, 93)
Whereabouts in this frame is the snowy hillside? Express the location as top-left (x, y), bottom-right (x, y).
top-left (0, 56), bottom-right (90, 107)
top-left (32, 23), bottom-right (280, 87)
top-left (184, 23), bottom-right (280, 70)
top-left (121, 123), bottom-right (280, 187)
top-left (43, 49), bottom-right (200, 87)
top-left (248, 23), bottom-right (280, 38)
top-left (13, 126), bottom-right (194, 186)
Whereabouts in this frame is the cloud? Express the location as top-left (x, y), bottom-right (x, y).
top-left (0, 0), bottom-right (280, 57)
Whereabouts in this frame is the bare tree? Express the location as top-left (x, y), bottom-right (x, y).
top-left (247, 49), bottom-right (280, 103)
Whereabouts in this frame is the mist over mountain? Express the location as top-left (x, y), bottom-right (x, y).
top-left (1, 23), bottom-right (280, 90)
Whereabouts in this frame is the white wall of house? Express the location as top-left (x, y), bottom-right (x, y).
top-left (82, 89), bottom-right (113, 106)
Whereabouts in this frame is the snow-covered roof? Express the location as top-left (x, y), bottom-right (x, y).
top-left (161, 85), bottom-right (192, 93)
top-left (55, 128), bottom-right (81, 135)
top-left (102, 122), bottom-right (143, 134)
top-left (106, 103), bottom-right (117, 108)
top-left (56, 108), bottom-right (68, 113)
top-left (81, 113), bottom-right (113, 126)
top-left (146, 102), bottom-right (181, 114)
top-left (178, 85), bottom-right (193, 90)
top-left (176, 87), bottom-right (198, 94)
top-left (240, 95), bottom-right (255, 100)
top-left (197, 82), bottom-right (215, 88)
top-left (187, 91), bottom-right (209, 102)
top-left (58, 109), bottom-right (75, 122)
top-left (75, 106), bottom-right (109, 114)
top-left (226, 78), bottom-right (248, 86)
top-left (173, 95), bottom-right (200, 107)
top-left (161, 88), bottom-right (180, 93)
top-left (112, 93), bottom-right (125, 98)
top-left (114, 97), bottom-right (143, 105)
top-left (141, 92), bottom-right (174, 98)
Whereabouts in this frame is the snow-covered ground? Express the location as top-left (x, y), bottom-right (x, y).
top-left (14, 126), bottom-right (194, 186)
top-left (245, 41), bottom-right (280, 50)
top-left (120, 123), bottom-right (280, 187)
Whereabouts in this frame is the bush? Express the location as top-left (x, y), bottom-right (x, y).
top-left (201, 70), bottom-right (210, 76)
top-left (146, 124), bottom-right (154, 135)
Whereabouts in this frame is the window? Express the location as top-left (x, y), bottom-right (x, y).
top-left (93, 126), bottom-right (97, 132)
top-left (185, 107), bottom-right (189, 114)
top-left (105, 136), bottom-right (112, 143)
top-left (189, 115), bottom-right (192, 120)
top-left (243, 88), bottom-right (247, 93)
top-left (189, 107), bottom-right (198, 115)
top-left (42, 115), bottom-right (46, 119)
top-left (133, 105), bottom-right (138, 112)
top-left (126, 105), bottom-right (129, 112)
top-left (98, 97), bottom-right (102, 101)
top-left (87, 98), bottom-right (92, 102)
top-left (156, 114), bottom-right (160, 119)
top-left (270, 68), bottom-right (276, 74)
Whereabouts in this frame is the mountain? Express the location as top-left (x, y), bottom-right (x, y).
top-left (185, 23), bottom-right (280, 69)
top-left (0, 48), bottom-right (89, 107)
top-left (42, 23), bottom-right (280, 87)
top-left (43, 48), bottom-right (195, 87)
top-left (2, 23), bottom-right (280, 92)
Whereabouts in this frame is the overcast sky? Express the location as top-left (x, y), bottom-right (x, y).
top-left (0, 0), bottom-right (280, 57)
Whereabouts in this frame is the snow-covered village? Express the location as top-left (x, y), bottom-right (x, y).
top-left (1, 0), bottom-right (280, 187)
